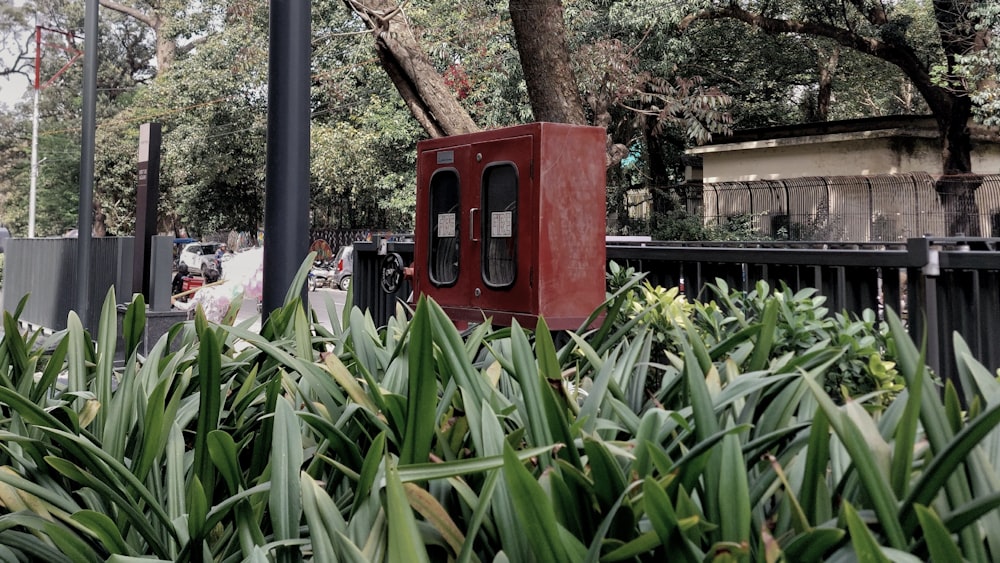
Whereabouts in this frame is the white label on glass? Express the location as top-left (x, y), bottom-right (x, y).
top-left (491, 211), bottom-right (513, 238)
top-left (437, 213), bottom-right (456, 238)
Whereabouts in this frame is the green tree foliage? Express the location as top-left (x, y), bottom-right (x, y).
top-left (310, 99), bottom-right (421, 231)
top-left (675, 0), bottom-right (998, 175)
top-left (947, 2), bottom-right (1000, 126)
top-left (0, 1), bottom-right (144, 235)
top-left (2, 0), bottom-right (993, 238)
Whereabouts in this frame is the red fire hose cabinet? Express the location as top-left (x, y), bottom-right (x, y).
top-left (413, 122), bottom-right (607, 330)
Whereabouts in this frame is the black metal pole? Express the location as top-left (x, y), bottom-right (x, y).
top-left (76, 0), bottom-right (98, 328)
top-left (263, 0), bottom-right (311, 320)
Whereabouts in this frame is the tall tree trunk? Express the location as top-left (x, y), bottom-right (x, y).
top-left (929, 0), bottom-right (983, 234)
top-left (98, 0), bottom-right (207, 74)
top-left (934, 93), bottom-right (981, 235)
top-left (814, 45), bottom-right (839, 122)
top-left (342, 0), bottom-right (477, 138)
top-left (508, 0), bottom-right (586, 124)
top-left (644, 117), bottom-right (672, 227)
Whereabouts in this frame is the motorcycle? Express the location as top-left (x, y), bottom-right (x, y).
top-left (308, 260), bottom-right (333, 291)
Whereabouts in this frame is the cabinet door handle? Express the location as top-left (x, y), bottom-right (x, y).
top-left (469, 208), bottom-right (480, 242)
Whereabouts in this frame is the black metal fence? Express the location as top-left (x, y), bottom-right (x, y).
top-left (354, 235), bottom-right (1000, 387)
top-left (701, 173), bottom-right (1000, 241)
top-left (2, 236), bottom-right (174, 334)
top-left (606, 236), bottom-right (1000, 387)
top-left (3, 237), bottom-right (135, 333)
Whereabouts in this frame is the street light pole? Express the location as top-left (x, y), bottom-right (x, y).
top-left (262, 0), bottom-right (311, 320)
top-left (28, 87), bottom-right (39, 238)
top-left (76, 0), bottom-right (98, 326)
top-left (29, 25), bottom-right (83, 238)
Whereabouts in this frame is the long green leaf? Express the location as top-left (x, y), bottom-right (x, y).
top-left (70, 510), bottom-right (131, 556)
top-left (94, 288), bottom-right (119, 435)
top-left (780, 528), bottom-right (845, 562)
top-left (121, 291), bottom-right (146, 359)
top-left (207, 430), bottom-right (243, 496)
top-left (187, 475), bottom-right (208, 543)
top-left (681, 339), bottom-right (719, 442)
top-left (292, 296), bottom-right (313, 361)
top-left (475, 401), bottom-right (529, 563)
top-left (41, 520), bottom-right (101, 563)
top-left (397, 445), bottom-right (557, 482)
top-left (842, 502), bottom-right (891, 563)
top-left (426, 300), bottom-right (492, 407)
top-left (802, 375), bottom-right (906, 549)
top-left (718, 433), bottom-right (750, 546)
top-left (884, 309), bottom-right (982, 561)
top-left (300, 473), bottom-right (339, 563)
top-left (891, 364), bottom-right (923, 499)
top-left (35, 428), bottom-right (177, 537)
top-left (508, 321), bottom-right (555, 452)
top-left (165, 422), bottom-right (186, 537)
top-left (501, 443), bottom-right (571, 563)
top-left (0, 387), bottom-right (73, 434)
top-left (283, 251), bottom-right (316, 305)
top-left (43, 456), bottom-right (171, 557)
top-left (400, 297), bottom-right (437, 466)
top-left (799, 409), bottom-right (832, 528)
top-left (386, 455), bottom-right (430, 563)
top-left (0, 529), bottom-right (72, 562)
top-left (193, 329), bottom-right (222, 500)
top-left (351, 432), bottom-right (386, 516)
top-left (641, 477), bottom-right (700, 562)
top-left (133, 370), bottom-right (184, 485)
top-left (64, 313), bottom-right (89, 408)
top-left (270, 396), bottom-right (303, 563)
top-left (747, 298), bottom-right (778, 372)
top-left (583, 437), bottom-right (627, 514)
top-left (30, 336), bottom-right (68, 405)
top-left (900, 399), bottom-right (1000, 533)
top-left (915, 504), bottom-right (962, 563)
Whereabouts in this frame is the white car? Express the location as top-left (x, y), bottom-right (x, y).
top-left (179, 242), bottom-right (223, 274)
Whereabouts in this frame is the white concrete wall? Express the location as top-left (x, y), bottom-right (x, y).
top-left (698, 137), bottom-right (941, 183)
top-left (692, 133), bottom-right (1000, 183)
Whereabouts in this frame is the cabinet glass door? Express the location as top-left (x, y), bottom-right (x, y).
top-left (472, 135), bottom-right (533, 312)
top-left (428, 169), bottom-right (460, 286)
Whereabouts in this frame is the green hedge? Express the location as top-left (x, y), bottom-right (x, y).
top-left (0, 259), bottom-right (996, 561)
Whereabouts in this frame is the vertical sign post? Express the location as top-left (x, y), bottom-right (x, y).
top-left (133, 122), bottom-right (162, 300)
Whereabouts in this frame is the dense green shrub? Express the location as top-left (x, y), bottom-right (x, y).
top-left (611, 264), bottom-right (901, 406)
top-left (0, 259), bottom-right (996, 561)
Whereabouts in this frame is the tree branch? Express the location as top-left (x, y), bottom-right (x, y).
top-left (846, 0), bottom-right (889, 26)
top-left (98, 0), bottom-right (158, 29)
top-left (176, 35), bottom-right (209, 58)
top-left (677, 4), bottom-right (948, 114)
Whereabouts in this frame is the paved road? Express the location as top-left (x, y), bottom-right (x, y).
top-left (235, 287), bottom-right (348, 331)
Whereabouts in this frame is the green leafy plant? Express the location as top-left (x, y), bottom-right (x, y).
top-left (0, 257), bottom-right (997, 561)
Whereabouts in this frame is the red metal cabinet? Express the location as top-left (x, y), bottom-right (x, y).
top-left (413, 122), bottom-right (607, 330)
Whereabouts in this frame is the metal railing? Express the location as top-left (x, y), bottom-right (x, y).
top-left (354, 235), bottom-right (999, 387)
top-left (699, 173), bottom-right (1000, 241)
top-left (606, 236), bottom-right (1000, 387)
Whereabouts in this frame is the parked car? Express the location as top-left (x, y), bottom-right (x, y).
top-left (179, 242), bottom-right (223, 274)
top-left (332, 245), bottom-right (354, 291)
